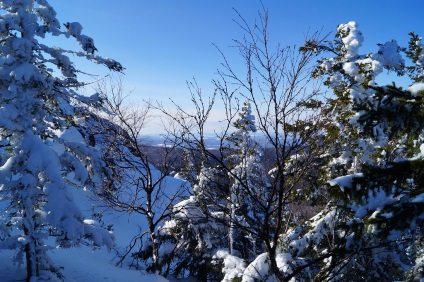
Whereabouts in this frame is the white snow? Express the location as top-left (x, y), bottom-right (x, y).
top-left (352, 188), bottom-right (396, 218)
top-left (241, 252), bottom-right (295, 282)
top-left (338, 21), bottom-right (364, 59)
top-left (214, 249), bottom-right (246, 281)
top-left (0, 178), bottom-right (173, 282)
top-left (0, 247), bottom-right (169, 282)
top-left (328, 173), bottom-right (363, 190)
top-left (408, 82), bottom-right (424, 96)
top-left (57, 126), bottom-right (84, 143)
top-left (373, 40), bottom-right (404, 73)
top-left (242, 253), bottom-right (270, 281)
top-left (411, 193), bottom-right (424, 203)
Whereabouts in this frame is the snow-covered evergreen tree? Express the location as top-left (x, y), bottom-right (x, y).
top-left (0, 1), bottom-right (122, 280)
top-left (226, 99), bottom-right (268, 260)
top-left (159, 165), bottom-right (228, 280)
top-left (284, 21), bottom-right (424, 281)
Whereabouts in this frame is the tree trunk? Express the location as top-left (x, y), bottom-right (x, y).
top-left (23, 226), bottom-right (37, 282)
top-left (149, 228), bottom-right (160, 273)
top-left (146, 192), bottom-right (160, 273)
top-left (228, 201), bottom-right (235, 255)
top-left (268, 247), bottom-right (284, 282)
top-left (25, 243), bottom-right (33, 282)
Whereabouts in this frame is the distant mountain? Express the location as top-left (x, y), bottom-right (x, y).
top-left (140, 133), bottom-right (276, 150)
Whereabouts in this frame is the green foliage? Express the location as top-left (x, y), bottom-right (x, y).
top-left (284, 21), bottom-right (424, 281)
top-left (405, 32), bottom-right (424, 82)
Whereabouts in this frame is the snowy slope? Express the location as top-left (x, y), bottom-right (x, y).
top-left (0, 247), bottom-right (168, 282)
top-left (0, 168), bottom-right (187, 281)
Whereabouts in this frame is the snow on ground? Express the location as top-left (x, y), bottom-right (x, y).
top-left (0, 169), bottom-right (188, 281)
top-left (0, 247), bottom-right (168, 282)
top-left (0, 123), bottom-right (191, 281)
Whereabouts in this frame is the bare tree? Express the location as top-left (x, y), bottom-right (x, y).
top-left (218, 9), bottom-right (328, 280)
top-left (156, 8), bottom-right (328, 281)
top-left (92, 76), bottom-right (189, 274)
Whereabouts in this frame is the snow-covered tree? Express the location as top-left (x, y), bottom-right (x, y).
top-left (210, 9), bottom-right (328, 280)
top-left (226, 99), bottom-right (268, 260)
top-left (158, 165), bottom-right (229, 280)
top-left (152, 81), bottom-right (228, 279)
top-left (0, 1), bottom-right (122, 280)
top-left (158, 8), bottom-right (328, 280)
top-left (284, 21), bottom-right (424, 281)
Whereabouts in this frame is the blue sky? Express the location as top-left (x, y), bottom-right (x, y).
top-left (51, 0), bottom-right (424, 133)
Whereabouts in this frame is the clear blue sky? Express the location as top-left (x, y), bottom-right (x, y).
top-left (51, 0), bottom-right (424, 133)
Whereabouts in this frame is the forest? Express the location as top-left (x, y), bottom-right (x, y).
top-left (0, 1), bottom-right (423, 281)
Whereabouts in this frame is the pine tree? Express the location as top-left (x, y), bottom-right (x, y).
top-left (285, 21), bottom-right (424, 281)
top-left (227, 99), bottom-right (268, 260)
top-left (158, 165), bottom-right (228, 280)
top-left (0, 1), bottom-right (122, 280)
